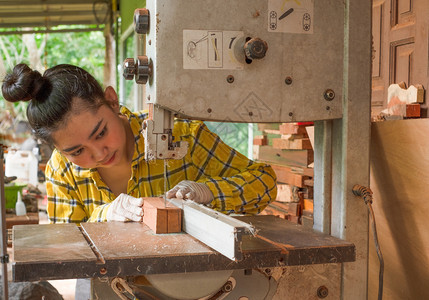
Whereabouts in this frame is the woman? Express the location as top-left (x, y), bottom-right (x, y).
top-left (2, 63), bottom-right (277, 223)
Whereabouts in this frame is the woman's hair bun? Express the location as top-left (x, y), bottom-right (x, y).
top-left (2, 63), bottom-right (48, 103)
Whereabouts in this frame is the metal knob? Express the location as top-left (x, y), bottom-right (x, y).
top-left (244, 37), bottom-right (268, 60)
top-left (123, 56), bottom-right (152, 84)
top-left (134, 8), bottom-right (150, 34)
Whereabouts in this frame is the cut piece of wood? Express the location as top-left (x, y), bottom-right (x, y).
top-left (406, 103), bottom-right (420, 118)
top-left (272, 137), bottom-right (312, 150)
top-left (253, 135), bottom-right (268, 145)
top-left (256, 123), bottom-right (280, 132)
top-left (303, 179), bottom-right (314, 187)
top-left (253, 145), bottom-right (313, 167)
top-left (303, 199), bottom-right (314, 211)
top-left (143, 197), bottom-right (182, 234)
top-left (279, 123), bottom-right (308, 135)
top-left (270, 164), bottom-right (310, 187)
top-left (168, 199), bottom-right (255, 261)
top-left (276, 184), bottom-right (293, 202)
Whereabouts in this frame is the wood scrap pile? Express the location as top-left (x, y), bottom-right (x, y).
top-left (253, 122), bottom-right (314, 227)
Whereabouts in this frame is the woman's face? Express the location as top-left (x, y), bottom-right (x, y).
top-left (51, 101), bottom-right (128, 170)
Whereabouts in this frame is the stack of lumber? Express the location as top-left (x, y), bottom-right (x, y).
top-left (253, 122), bottom-right (314, 227)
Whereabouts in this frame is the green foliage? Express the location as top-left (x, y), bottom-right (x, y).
top-left (205, 121), bottom-right (249, 157)
top-left (44, 29), bottom-right (105, 83)
top-left (0, 27), bottom-right (106, 119)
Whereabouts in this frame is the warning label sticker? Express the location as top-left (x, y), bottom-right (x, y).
top-left (268, 0), bottom-right (314, 34)
top-left (183, 30), bottom-right (245, 70)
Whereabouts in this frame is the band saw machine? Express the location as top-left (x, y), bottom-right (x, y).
top-left (9, 0), bottom-right (371, 299)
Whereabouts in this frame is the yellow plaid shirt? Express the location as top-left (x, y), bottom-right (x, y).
top-left (46, 106), bottom-right (277, 223)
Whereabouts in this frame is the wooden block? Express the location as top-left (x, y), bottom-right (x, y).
top-left (279, 123), bottom-right (308, 135)
top-left (270, 164), bottom-right (310, 187)
top-left (303, 179), bottom-right (314, 187)
top-left (303, 186), bottom-right (314, 199)
top-left (276, 184), bottom-right (293, 202)
top-left (281, 134), bottom-right (307, 139)
top-left (257, 123), bottom-right (280, 132)
top-left (272, 138), bottom-right (312, 150)
top-left (415, 84), bottom-right (425, 103)
top-left (270, 201), bottom-right (300, 216)
top-left (253, 135), bottom-right (268, 146)
top-left (260, 205), bottom-right (288, 219)
top-left (406, 103), bottom-right (420, 118)
top-left (143, 197), bottom-right (182, 234)
top-left (260, 206), bottom-right (283, 218)
top-left (290, 166), bottom-right (314, 177)
top-left (303, 199), bottom-right (314, 211)
top-left (253, 145), bottom-right (313, 167)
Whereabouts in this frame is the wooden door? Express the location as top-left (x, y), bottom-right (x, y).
top-left (371, 0), bottom-right (429, 117)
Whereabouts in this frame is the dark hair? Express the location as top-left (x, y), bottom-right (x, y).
top-left (2, 63), bottom-right (106, 145)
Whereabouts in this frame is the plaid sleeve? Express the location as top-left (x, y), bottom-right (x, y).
top-left (45, 150), bottom-right (112, 223)
top-left (45, 152), bottom-right (89, 223)
top-left (180, 121), bottom-right (277, 215)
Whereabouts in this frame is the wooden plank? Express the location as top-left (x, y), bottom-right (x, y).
top-left (406, 103), bottom-right (420, 118)
top-left (253, 145), bottom-right (313, 167)
top-left (143, 197), bottom-right (182, 234)
top-left (253, 135), bottom-right (268, 145)
top-left (272, 138), bottom-right (312, 150)
top-left (370, 119), bottom-right (429, 300)
top-left (279, 123), bottom-right (308, 135)
top-left (256, 123), bottom-right (280, 132)
top-left (303, 199), bottom-right (314, 211)
top-left (276, 183), bottom-right (295, 202)
top-left (168, 199), bottom-right (255, 261)
top-left (270, 164), bottom-right (310, 187)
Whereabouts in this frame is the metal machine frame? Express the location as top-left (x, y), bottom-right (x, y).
top-left (2, 1), bottom-right (371, 299)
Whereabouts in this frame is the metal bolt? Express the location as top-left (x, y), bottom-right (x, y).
top-left (207, 108), bottom-right (212, 113)
top-left (227, 75), bottom-right (234, 83)
top-left (222, 280), bottom-right (233, 292)
top-left (324, 89), bottom-right (335, 101)
top-left (317, 286), bottom-right (329, 298)
top-left (289, 112), bottom-right (293, 117)
top-left (99, 268), bottom-right (107, 275)
top-left (147, 95), bottom-right (151, 101)
top-left (116, 282), bottom-right (124, 291)
top-left (134, 8), bottom-right (150, 34)
top-left (161, 135), bottom-right (167, 141)
top-left (148, 39), bottom-right (151, 45)
top-left (326, 106), bottom-right (330, 110)
top-left (249, 112), bottom-right (253, 116)
top-left (285, 77), bottom-right (293, 85)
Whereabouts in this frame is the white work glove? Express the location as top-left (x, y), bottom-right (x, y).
top-left (106, 193), bottom-right (144, 222)
top-left (166, 180), bottom-right (214, 204)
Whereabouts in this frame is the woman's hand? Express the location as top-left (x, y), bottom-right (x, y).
top-left (106, 193), bottom-right (144, 222)
top-left (166, 180), bottom-right (214, 204)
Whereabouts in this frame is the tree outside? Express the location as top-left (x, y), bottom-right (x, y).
top-left (0, 27), bottom-right (106, 147)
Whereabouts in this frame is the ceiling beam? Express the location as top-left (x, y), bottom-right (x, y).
top-left (0, 26), bottom-right (104, 35)
top-left (0, 10), bottom-right (109, 18)
top-left (0, 0), bottom-right (108, 5)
